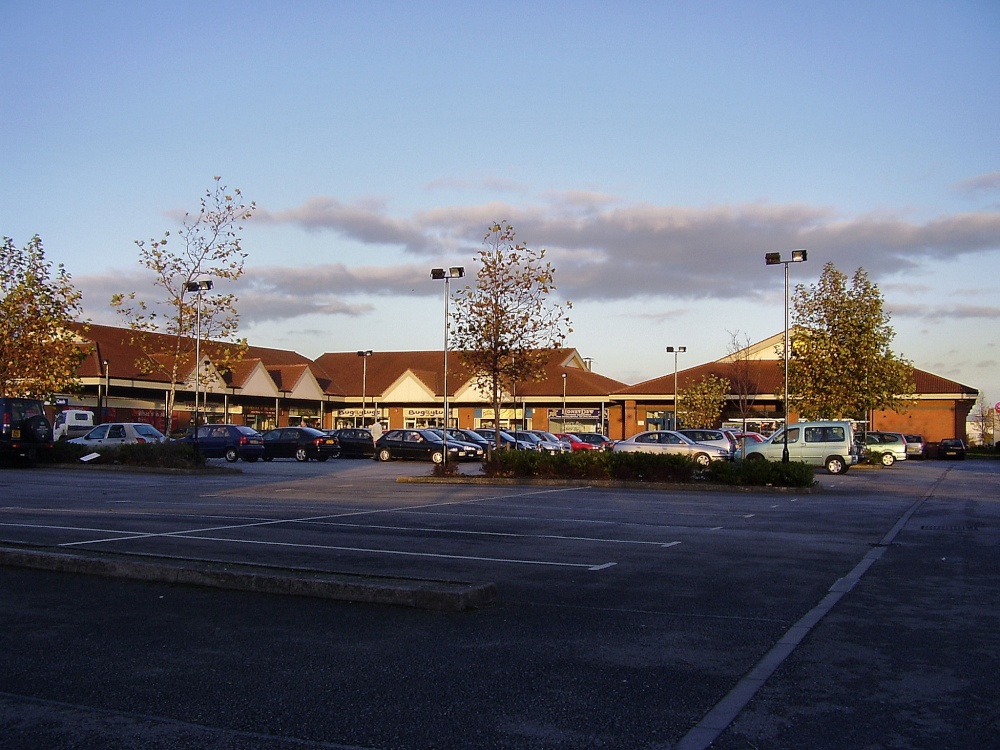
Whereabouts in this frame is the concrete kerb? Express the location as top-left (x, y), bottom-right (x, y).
top-left (0, 544), bottom-right (498, 612)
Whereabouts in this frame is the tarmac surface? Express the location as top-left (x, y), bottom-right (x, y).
top-left (1, 456), bottom-right (997, 749)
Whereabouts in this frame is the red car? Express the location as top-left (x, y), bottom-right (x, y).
top-left (555, 433), bottom-right (595, 451)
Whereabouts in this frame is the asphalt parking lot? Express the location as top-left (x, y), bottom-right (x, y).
top-left (1, 457), bottom-right (997, 749)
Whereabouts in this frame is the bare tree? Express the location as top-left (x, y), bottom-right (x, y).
top-left (724, 329), bottom-right (758, 431)
top-left (968, 393), bottom-right (995, 447)
top-left (111, 178), bottom-right (255, 434)
top-left (451, 222), bottom-right (572, 451)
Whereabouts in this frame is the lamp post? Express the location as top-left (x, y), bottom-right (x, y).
top-left (665, 346), bottom-right (686, 430)
top-left (430, 267), bottom-right (464, 467)
top-left (102, 360), bottom-right (110, 423)
top-left (765, 249), bottom-right (808, 462)
top-left (561, 372), bottom-right (567, 432)
top-left (184, 279), bottom-right (214, 448)
top-left (357, 350), bottom-right (373, 427)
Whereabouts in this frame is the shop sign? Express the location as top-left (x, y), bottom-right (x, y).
top-left (405, 408), bottom-right (444, 418)
top-left (550, 408), bottom-right (601, 419)
top-left (339, 408), bottom-right (378, 417)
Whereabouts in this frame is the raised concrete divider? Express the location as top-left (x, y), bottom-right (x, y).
top-left (0, 545), bottom-right (498, 612)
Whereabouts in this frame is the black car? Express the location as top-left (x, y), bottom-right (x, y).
top-left (261, 427), bottom-right (341, 462)
top-left (936, 438), bottom-right (967, 460)
top-left (326, 428), bottom-right (375, 458)
top-left (427, 429), bottom-right (486, 461)
top-left (181, 424), bottom-right (264, 462)
top-left (374, 429), bottom-right (466, 464)
top-left (0, 397), bottom-right (53, 464)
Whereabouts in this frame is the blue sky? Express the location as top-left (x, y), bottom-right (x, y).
top-left (3, 1), bottom-right (999, 408)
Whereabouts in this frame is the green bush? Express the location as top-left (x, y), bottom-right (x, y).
top-left (706, 458), bottom-right (816, 487)
top-left (483, 450), bottom-right (815, 487)
top-left (44, 440), bottom-right (205, 469)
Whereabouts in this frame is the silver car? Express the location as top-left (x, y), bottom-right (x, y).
top-left (612, 430), bottom-right (730, 465)
top-left (69, 422), bottom-right (168, 447)
top-left (677, 429), bottom-right (736, 459)
top-left (865, 431), bottom-right (908, 466)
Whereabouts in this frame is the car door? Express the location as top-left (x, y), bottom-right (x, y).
top-left (194, 425), bottom-right (222, 457)
top-left (400, 431), bottom-right (428, 460)
top-left (104, 424), bottom-right (128, 446)
top-left (78, 424), bottom-right (110, 445)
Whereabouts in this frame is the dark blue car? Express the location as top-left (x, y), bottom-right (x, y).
top-left (182, 424), bottom-right (264, 462)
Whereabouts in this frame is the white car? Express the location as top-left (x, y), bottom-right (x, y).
top-left (612, 430), bottom-right (731, 465)
top-left (69, 422), bottom-right (168, 447)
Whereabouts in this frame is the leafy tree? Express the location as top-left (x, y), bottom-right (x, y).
top-left (788, 262), bottom-right (914, 421)
top-left (111, 178), bottom-right (255, 434)
top-left (451, 222), bottom-right (572, 450)
top-left (0, 235), bottom-right (87, 398)
top-left (679, 374), bottom-right (731, 429)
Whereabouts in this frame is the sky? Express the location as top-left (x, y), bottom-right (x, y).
top-left (3, 1), bottom-right (999, 407)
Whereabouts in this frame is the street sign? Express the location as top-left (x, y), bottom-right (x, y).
top-left (994, 401), bottom-right (1000, 415)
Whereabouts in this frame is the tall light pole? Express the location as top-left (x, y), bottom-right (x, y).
top-left (184, 279), bottom-right (214, 446)
top-left (430, 266), bottom-right (464, 467)
top-left (102, 359), bottom-right (110, 423)
top-left (665, 346), bottom-right (686, 430)
top-left (765, 249), bottom-right (808, 462)
top-left (561, 372), bottom-right (567, 432)
top-left (357, 350), bottom-right (373, 427)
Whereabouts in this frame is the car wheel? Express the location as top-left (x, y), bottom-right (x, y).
top-left (295, 447), bottom-right (309, 462)
top-left (881, 452), bottom-right (895, 467)
top-left (826, 456), bottom-right (847, 475)
top-left (693, 452), bottom-right (711, 467)
top-left (25, 415), bottom-right (53, 443)
top-left (263, 456), bottom-right (273, 462)
top-left (225, 447), bottom-right (239, 463)
top-left (745, 453), bottom-right (765, 462)
top-left (430, 451), bottom-right (444, 464)
top-left (315, 455), bottom-right (329, 462)
top-left (377, 448), bottom-right (392, 462)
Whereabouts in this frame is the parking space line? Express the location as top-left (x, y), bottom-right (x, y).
top-left (155, 533), bottom-right (617, 570)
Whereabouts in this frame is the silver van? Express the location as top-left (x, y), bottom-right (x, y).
top-left (736, 420), bottom-right (859, 474)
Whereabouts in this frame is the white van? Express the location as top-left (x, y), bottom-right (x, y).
top-left (736, 420), bottom-right (859, 474)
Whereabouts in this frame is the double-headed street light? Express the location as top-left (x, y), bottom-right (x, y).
top-left (665, 346), bottom-right (686, 430)
top-left (765, 249), bottom-right (808, 462)
top-left (184, 279), bottom-right (214, 438)
top-left (356, 350), bottom-right (373, 427)
top-left (430, 267), bottom-right (465, 467)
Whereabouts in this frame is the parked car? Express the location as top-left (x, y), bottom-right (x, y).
top-left (180, 424), bottom-right (263, 462)
top-left (904, 434), bottom-right (928, 460)
top-left (572, 433), bottom-right (615, 451)
top-left (69, 422), bottom-right (167, 447)
top-left (261, 427), bottom-right (340, 461)
top-left (473, 428), bottom-right (534, 450)
top-left (440, 427), bottom-right (495, 455)
top-left (0, 396), bottom-right (53, 464)
top-left (555, 432), bottom-right (596, 451)
top-left (865, 431), bottom-right (908, 466)
top-left (737, 420), bottom-right (859, 475)
top-left (612, 430), bottom-right (730, 465)
top-left (529, 430), bottom-right (572, 451)
top-left (53, 409), bottom-right (95, 441)
top-left (326, 428), bottom-right (375, 458)
top-left (728, 431), bottom-right (766, 445)
top-left (512, 430), bottom-right (565, 453)
top-left (427, 429), bottom-right (486, 461)
top-left (374, 428), bottom-right (467, 464)
top-left (678, 429), bottom-right (736, 458)
top-left (936, 438), bottom-right (967, 460)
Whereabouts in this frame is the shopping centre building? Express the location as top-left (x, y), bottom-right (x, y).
top-left (56, 323), bottom-right (978, 442)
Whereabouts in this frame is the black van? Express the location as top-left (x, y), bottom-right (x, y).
top-left (0, 397), bottom-right (54, 464)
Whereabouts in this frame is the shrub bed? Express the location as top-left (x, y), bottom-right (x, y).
top-left (483, 451), bottom-right (816, 487)
top-left (46, 440), bottom-right (206, 470)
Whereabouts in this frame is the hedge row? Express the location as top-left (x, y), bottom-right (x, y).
top-left (482, 450), bottom-right (817, 487)
top-left (46, 440), bottom-right (205, 469)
